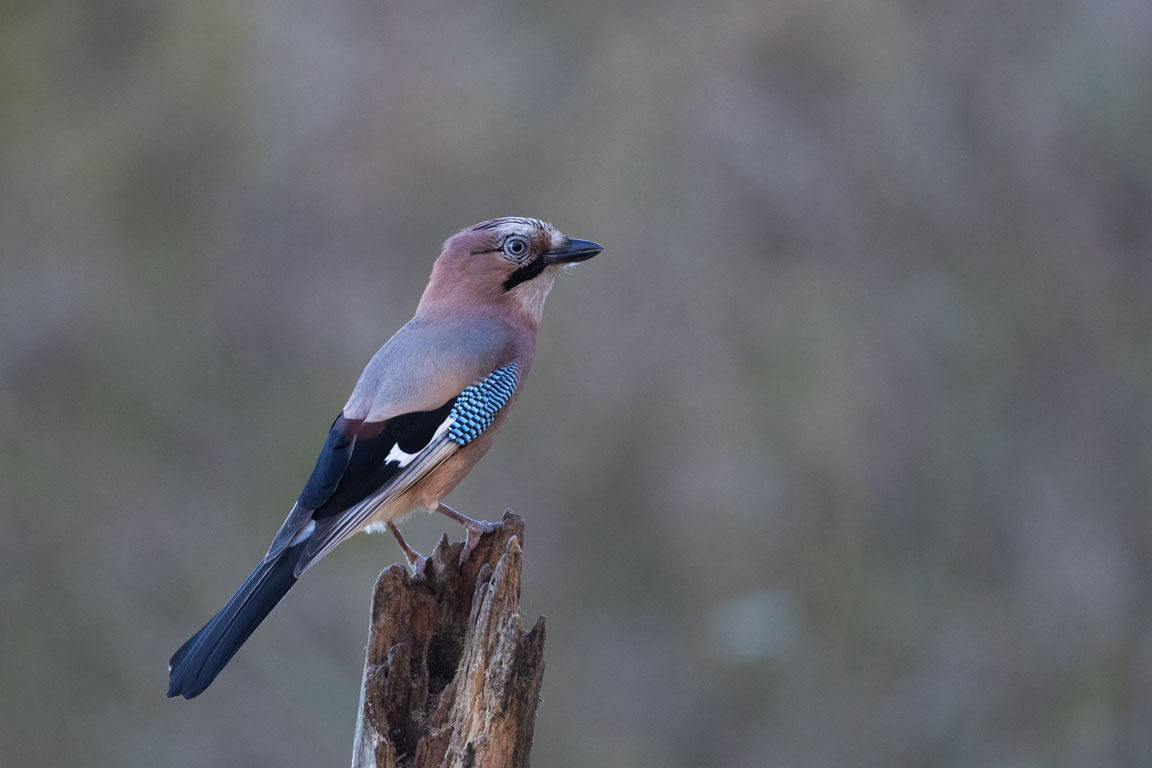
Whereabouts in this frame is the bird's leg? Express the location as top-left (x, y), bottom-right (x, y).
top-left (387, 522), bottom-right (426, 576)
top-left (435, 502), bottom-right (499, 564)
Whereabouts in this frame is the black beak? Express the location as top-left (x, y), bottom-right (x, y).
top-left (542, 238), bottom-right (603, 265)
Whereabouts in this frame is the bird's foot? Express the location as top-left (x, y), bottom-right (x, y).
top-left (435, 502), bottom-right (500, 565)
top-left (387, 522), bottom-right (426, 577)
top-left (460, 520), bottom-right (500, 565)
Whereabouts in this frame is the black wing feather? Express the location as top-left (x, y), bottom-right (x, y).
top-left (296, 415), bottom-right (362, 510)
top-left (307, 397), bottom-right (457, 519)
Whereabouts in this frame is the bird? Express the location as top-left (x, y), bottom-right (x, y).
top-left (167, 216), bottom-right (601, 699)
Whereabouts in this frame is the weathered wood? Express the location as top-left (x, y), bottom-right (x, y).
top-left (351, 511), bottom-right (546, 768)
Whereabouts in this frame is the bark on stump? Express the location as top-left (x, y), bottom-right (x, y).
top-left (351, 511), bottom-right (546, 768)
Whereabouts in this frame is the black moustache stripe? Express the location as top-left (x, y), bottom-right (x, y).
top-left (503, 259), bottom-right (547, 290)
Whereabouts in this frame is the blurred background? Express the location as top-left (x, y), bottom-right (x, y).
top-left (2, 0), bottom-right (1151, 765)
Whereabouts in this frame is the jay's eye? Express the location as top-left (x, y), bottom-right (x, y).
top-left (503, 237), bottom-right (528, 258)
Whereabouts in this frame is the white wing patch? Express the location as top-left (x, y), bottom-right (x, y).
top-left (384, 443), bottom-right (419, 467)
top-left (384, 416), bottom-right (454, 467)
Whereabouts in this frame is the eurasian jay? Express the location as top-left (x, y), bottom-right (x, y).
top-left (167, 217), bottom-right (601, 699)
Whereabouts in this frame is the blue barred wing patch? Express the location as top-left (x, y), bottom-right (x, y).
top-left (447, 362), bottom-right (518, 445)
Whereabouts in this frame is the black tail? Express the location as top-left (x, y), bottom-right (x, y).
top-left (167, 544), bottom-right (304, 699)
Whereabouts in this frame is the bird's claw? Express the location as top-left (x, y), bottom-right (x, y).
top-left (406, 553), bottom-right (428, 578)
top-left (388, 522), bottom-right (427, 578)
top-left (435, 502), bottom-right (500, 566)
top-left (459, 519), bottom-right (500, 565)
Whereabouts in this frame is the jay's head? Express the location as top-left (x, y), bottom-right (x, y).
top-left (420, 217), bottom-right (602, 325)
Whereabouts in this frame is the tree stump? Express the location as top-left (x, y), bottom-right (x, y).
top-left (350, 511), bottom-right (546, 768)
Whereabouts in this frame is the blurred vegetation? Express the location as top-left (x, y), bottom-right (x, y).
top-left (2, 0), bottom-right (1151, 766)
